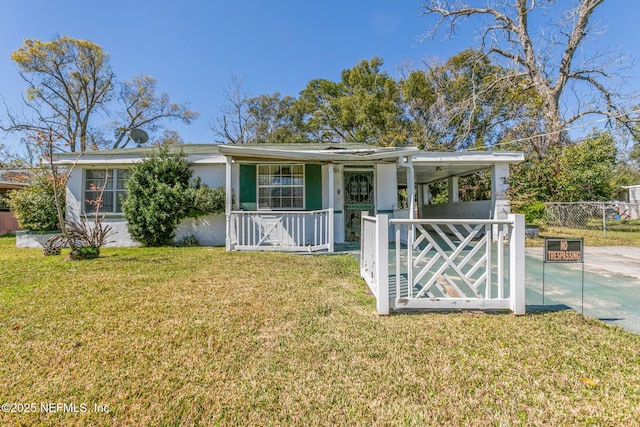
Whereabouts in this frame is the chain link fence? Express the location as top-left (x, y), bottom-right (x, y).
top-left (544, 202), bottom-right (640, 236)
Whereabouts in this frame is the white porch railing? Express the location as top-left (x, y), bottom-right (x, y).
top-left (360, 214), bottom-right (525, 315)
top-left (230, 209), bottom-right (333, 252)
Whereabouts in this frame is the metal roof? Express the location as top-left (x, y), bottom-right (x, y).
top-left (217, 144), bottom-right (419, 162)
top-left (51, 144), bottom-right (524, 183)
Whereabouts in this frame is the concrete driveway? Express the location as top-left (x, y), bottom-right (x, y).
top-left (525, 246), bottom-right (640, 334)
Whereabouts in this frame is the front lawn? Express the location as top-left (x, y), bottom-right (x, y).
top-left (1, 236), bottom-right (639, 426)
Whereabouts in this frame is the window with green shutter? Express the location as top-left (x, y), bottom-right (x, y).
top-left (240, 163), bottom-right (323, 211)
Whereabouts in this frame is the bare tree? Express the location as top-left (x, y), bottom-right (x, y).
top-left (210, 75), bottom-right (250, 144)
top-left (111, 75), bottom-right (199, 149)
top-left (421, 0), bottom-right (637, 149)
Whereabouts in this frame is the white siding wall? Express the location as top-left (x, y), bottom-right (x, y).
top-left (64, 164), bottom-right (227, 248)
top-left (375, 163), bottom-right (397, 213)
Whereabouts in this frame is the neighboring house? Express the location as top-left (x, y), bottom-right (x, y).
top-left (0, 169), bottom-right (30, 235)
top-left (617, 185), bottom-right (640, 219)
top-left (49, 143), bottom-right (523, 251)
top-left (619, 185), bottom-right (640, 203)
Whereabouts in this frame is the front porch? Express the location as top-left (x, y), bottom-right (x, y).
top-left (360, 214), bottom-right (526, 315)
top-left (219, 144), bottom-right (523, 254)
top-left (218, 144), bottom-right (526, 314)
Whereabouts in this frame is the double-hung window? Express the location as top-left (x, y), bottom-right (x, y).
top-left (84, 169), bottom-right (129, 213)
top-left (257, 164), bottom-right (304, 209)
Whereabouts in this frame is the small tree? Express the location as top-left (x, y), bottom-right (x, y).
top-left (122, 146), bottom-right (226, 247)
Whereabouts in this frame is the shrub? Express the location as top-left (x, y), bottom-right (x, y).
top-left (518, 201), bottom-right (546, 225)
top-left (186, 180), bottom-right (226, 218)
top-left (176, 235), bottom-right (200, 247)
top-left (122, 146), bottom-right (191, 246)
top-left (8, 174), bottom-right (61, 232)
top-left (122, 146), bottom-right (226, 247)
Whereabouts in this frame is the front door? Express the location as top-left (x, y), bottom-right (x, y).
top-left (343, 170), bottom-right (375, 242)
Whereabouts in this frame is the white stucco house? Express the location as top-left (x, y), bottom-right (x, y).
top-left (46, 142), bottom-right (527, 314)
top-left (49, 143), bottom-right (523, 251)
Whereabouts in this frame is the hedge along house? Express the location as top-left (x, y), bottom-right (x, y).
top-left (47, 143), bottom-right (523, 251)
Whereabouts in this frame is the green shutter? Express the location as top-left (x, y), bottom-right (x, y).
top-left (239, 164), bottom-right (257, 210)
top-left (305, 164), bottom-right (322, 210)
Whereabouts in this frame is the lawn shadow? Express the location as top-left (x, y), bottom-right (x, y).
top-left (525, 304), bottom-right (573, 315)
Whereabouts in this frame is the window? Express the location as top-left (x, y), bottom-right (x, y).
top-left (84, 169), bottom-right (129, 213)
top-left (0, 192), bottom-right (9, 211)
top-left (257, 164), bottom-right (304, 209)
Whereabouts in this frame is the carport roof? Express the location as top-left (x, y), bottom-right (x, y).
top-left (404, 151), bottom-right (524, 185)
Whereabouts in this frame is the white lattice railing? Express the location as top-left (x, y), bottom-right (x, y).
top-left (230, 209), bottom-right (333, 252)
top-left (360, 214), bottom-right (525, 315)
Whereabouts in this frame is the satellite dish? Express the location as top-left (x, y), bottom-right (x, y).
top-left (129, 129), bottom-right (149, 146)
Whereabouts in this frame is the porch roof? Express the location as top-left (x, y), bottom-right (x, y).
top-left (402, 151), bottom-right (524, 185)
top-left (217, 143), bottom-right (419, 163)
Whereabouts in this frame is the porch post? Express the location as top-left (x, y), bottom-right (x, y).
top-left (376, 214), bottom-right (389, 315)
top-left (448, 176), bottom-right (459, 203)
top-left (509, 214), bottom-right (526, 315)
top-left (328, 163), bottom-right (335, 253)
top-left (406, 158), bottom-right (415, 219)
top-left (225, 156), bottom-right (232, 251)
top-left (417, 184), bottom-right (424, 219)
top-left (491, 164), bottom-right (511, 220)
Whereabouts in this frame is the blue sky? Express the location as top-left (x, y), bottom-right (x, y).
top-left (1, 0), bottom-right (639, 150)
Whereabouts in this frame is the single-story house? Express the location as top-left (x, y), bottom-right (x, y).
top-left (619, 185), bottom-right (640, 203)
top-left (47, 143), bottom-right (523, 251)
top-left (616, 185), bottom-right (640, 219)
top-left (0, 169), bottom-right (30, 235)
top-left (42, 143), bottom-right (528, 314)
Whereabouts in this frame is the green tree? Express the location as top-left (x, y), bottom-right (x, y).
top-left (510, 131), bottom-right (618, 204)
top-left (122, 146), bottom-right (193, 246)
top-left (297, 58), bottom-right (407, 145)
top-left (556, 131), bottom-right (618, 201)
top-left (246, 93), bottom-right (309, 144)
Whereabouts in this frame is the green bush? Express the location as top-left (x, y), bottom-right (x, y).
top-left (187, 181), bottom-right (226, 218)
top-left (8, 175), bottom-right (61, 232)
top-left (517, 201), bottom-right (546, 225)
top-left (122, 146), bottom-right (226, 247)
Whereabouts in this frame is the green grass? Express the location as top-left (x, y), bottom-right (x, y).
top-left (1, 236), bottom-right (640, 425)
